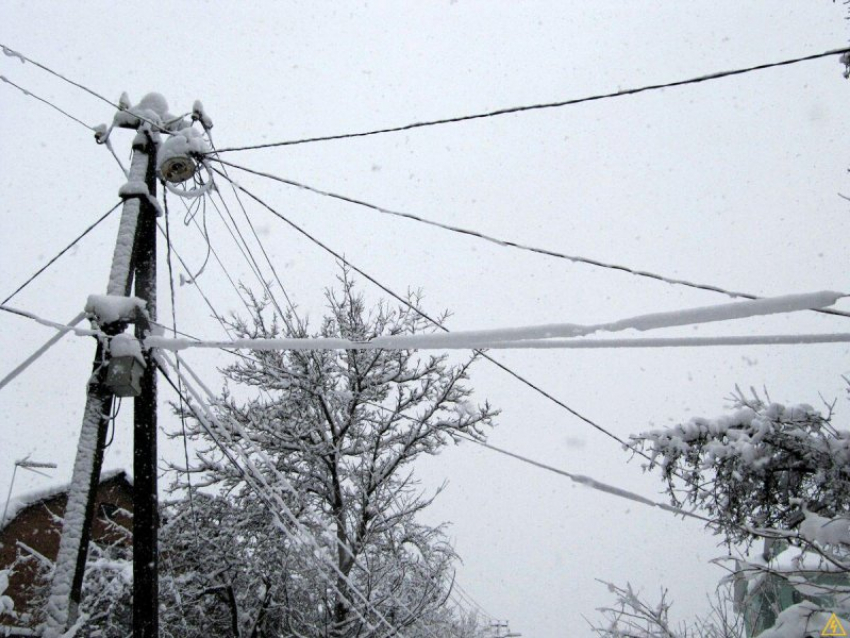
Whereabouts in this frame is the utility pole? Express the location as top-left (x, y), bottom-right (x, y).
top-left (491, 620), bottom-right (522, 638)
top-left (131, 121), bottom-right (159, 638)
top-left (43, 99), bottom-right (163, 638)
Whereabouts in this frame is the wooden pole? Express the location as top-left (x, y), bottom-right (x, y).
top-left (132, 129), bottom-right (159, 638)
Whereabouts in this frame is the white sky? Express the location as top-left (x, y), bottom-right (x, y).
top-left (2, 2), bottom-right (850, 636)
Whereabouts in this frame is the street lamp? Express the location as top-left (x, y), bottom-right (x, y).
top-left (1, 458), bottom-right (58, 525)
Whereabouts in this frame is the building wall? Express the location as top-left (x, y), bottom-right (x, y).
top-left (0, 475), bottom-right (133, 630)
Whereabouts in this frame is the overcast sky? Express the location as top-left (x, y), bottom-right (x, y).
top-left (2, 2), bottom-right (850, 636)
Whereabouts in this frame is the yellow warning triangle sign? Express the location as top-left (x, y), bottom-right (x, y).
top-left (823, 613), bottom-right (848, 637)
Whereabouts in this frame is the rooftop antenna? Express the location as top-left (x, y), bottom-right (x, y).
top-left (1, 457), bottom-right (58, 526)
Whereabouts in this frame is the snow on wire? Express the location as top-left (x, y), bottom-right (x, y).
top-left (139, 290), bottom-right (846, 351)
top-left (2, 291), bottom-right (846, 353)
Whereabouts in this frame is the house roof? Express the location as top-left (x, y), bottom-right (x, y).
top-left (0, 469), bottom-right (132, 532)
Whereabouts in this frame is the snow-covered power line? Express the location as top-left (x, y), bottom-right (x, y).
top-left (212, 45), bottom-right (850, 152)
top-left (0, 312), bottom-right (86, 393)
top-left (142, 332), bottom-right (850, 351)
top-left (0, 304), bottom-right (98, 337)
top-left (136, 291), bottom-right (845, 351)
top-left (211, 158), bottom-right (850, 321)
top-left (453, 433), bottom-right (712, 525)
top-left (5, 292), bottom-right (844, 351)
top-left (1, 75), bottom-right (93, 130)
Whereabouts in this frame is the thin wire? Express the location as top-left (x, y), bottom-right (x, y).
top-left (206, 191), bottom-right (268, 289)
top-left (184, 195), bottom-right (212, 283)
top-left (164, 191), bottom-right (202, 551)
top-left (213, 45), bottom-right (850, 152)
top-left (451, 582), bottom-right (494, 622)
top-left (208, 167), bottom-right (631, 449)
top-left (1, 75), bottom-right (93, 130)
top-left (1, 44), bottom-right (114, 107)
top-left (207, 185), bottom-right (305, 343)
top-left (103, 138), bottom-right (129, 177)
top-left (103, 398), bottom-right (121, 448)
top-left (209, 135), bottom-right (305, 332)
top-left (2, 202), bottom-right (122, 305)
top-left (454, 431), bottom-right (714, 523)
top-left (0, 43), bottom-right (167, 133)
top-left (212, 158), bottom-right (850, 321)
top-left (154, 220), bottom-right (238, 341)
top-left (181, 198), bottom-right (253, 313)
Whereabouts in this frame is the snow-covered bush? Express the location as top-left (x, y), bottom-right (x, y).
top-left (620, 387), bottom-right (850, 637)
top-left (13, 527), bottom-right (132, 637)
top-left (632, 389), bottom-right (850, 546)
top-left (0, 569), bottom-right (15, 618)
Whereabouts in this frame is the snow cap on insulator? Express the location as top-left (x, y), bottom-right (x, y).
top-left (192, 100), bottom-right (213, 130)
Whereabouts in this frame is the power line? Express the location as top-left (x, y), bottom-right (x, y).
top-left (2, 202), bottom-right (122, 305)
top-left (209, 136), bottom-right (305, 333)
top-left (0, 43), bottom-right (171, 133)
top-left (154, 219), bottom-right (239, 341)
top-left (451, 581), bottom-right (495, 623)
top-left (10, 302), bottom-right (849, 352)
top-left (142, 332), bottom-right (850, 351)
top-left (1, 43), bottom-right (115, 108)
top-left (210, 158), bottom-right (850, 321)
top-left (454, 433), bottom-right (712, 525)
top-left (207, 166), bottom-right (631, 449)
top-left (180, 196), bottom-right (253, 313)
top-left (206, 170), bottom-right (799, 488)
top-left (163, 192), bottom-right (202, 553)
top-left (213, 45), bottom-right (850, 152)
top-left (1, 75), bottom-right (93, 130)
top-left (0, 312), bottom-right (86, 393)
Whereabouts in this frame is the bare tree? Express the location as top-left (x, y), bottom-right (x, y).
top-left (589, 581), bottom-right (745, 638)
top-left (181, 268), bottom-right (498, 637)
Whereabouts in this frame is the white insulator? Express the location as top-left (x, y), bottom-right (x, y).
top-left (157, 128), bottom-right (209, 184)
top-left (160, 155), bottom-right (198, 184)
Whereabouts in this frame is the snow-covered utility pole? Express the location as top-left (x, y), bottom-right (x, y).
top-left (43, 93), bottom-right (169, 638)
